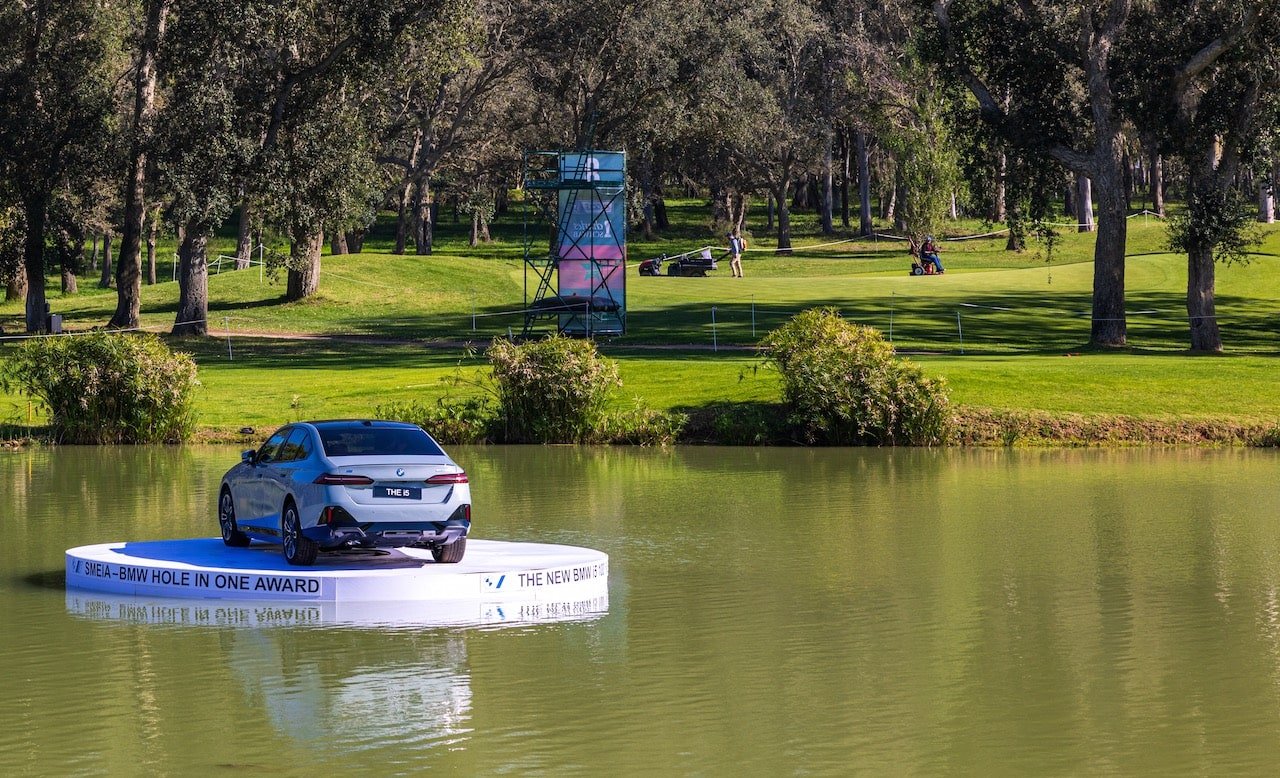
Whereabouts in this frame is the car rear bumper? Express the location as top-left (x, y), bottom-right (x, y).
top-left (305, 517), bottom-right (471, 550)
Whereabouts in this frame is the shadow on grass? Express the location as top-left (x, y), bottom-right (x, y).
top-left (172, 336), bottom-right (486, 372)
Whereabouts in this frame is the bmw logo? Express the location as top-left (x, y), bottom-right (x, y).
top-left (395, 468), bottom-right (406, 477)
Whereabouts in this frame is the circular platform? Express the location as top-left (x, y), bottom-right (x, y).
top-left (65, 538), bottom-right (609, 606)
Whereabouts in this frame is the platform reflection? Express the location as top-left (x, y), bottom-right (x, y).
top-left (66, 588), bottom-right (609, 630)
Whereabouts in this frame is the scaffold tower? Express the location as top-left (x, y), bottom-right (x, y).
top-left (521, 150), bottom-right (627, 337)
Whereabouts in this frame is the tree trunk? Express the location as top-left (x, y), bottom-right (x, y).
top-left (820, 128), bottom-right (834, 235)
top-left (1122, 149), bottom-right (1133, 208)
top-left (949, 192), bottom-right (959, 220)
top-left (993, 150), bottom-right (1007, 223)
top-left (1076, 175), bottom-right (1095, 232)
top-left (774, 179), bottom-right (793, 254)
top-left (1063, 181), bottom-right (1077, 220)
top-left (765, 194), bottom-right (774, 231)
top-left (881, 181), bottom-right (896, 222)
top-left (90, 234), bottom-right (99, 272)
top-left (112, 0), bottom-right (169, 330)
top-left (330, 231), bottom-right (348, 255)
top-left (470, 210), bottom-right (480, 246)
top-left (637, 155), bottom-right (657, 239)
top-left (1259, 174), bottom-right (1275, 223)
top-left (286, 229), bottom-right (323, 301)
top-left (62, 231), bottom-right (83, 294)
top-left (1150, 152), bottom-right (1165, 216)
top-left (710, 186), bottom-right (730, 227)
top-left (172, 218), bottom-right (208, 336)
top-left (146, 208), bottom-right (158, 285)
top-left (23, 192), bottom-right (47, 333)
top-left (640, 181), bottom-right (656, 240)
top-left (234, 201), bottom-right (253, 269)
top-left (1088, 136), bottom-right (1128, 348)
top-left (5, 272), bottom-right (25, 302)
top-left (99, 232), bottom-right (113, 289)
top-left (654, 187), bottom-right (669, 230)
top-left (413, 179), bottom-right (433, 255)
top-left (893, 172), bottom-right (907, 234)
top-left (839, 129), bottom-right (851, 228)
top-left (1005, 204), bottom-right (1025, 251)
top-left (1186, 241), bottom-right (1221, 352)
top-left (857, 130), bottom-right (873, 235)
top-left (394, 180), bottom-right (411, 254)
top-left (346, 230), bottom-right (364, 252)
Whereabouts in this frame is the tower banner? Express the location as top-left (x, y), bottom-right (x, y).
top-left (554, 151), bottom-right (626, 334)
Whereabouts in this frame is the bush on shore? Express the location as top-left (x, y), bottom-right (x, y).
top-left (377, 335), bottom-right (683, 446)
top-left (1, 332), bottom-right (199, 443)
top-left (761, 309), bottom-right (952, 446)
top-left (487, 335), bottom-right (618, 443)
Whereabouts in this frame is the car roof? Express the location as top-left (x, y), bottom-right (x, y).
top-left (305, 420), bottom-right (422, 430)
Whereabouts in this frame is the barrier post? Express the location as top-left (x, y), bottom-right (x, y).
top-left (223, 316), bottom-right (233, 361)
top-left (956, 310), bottom-right (964, 354)
top-left (711, 306), bottom-right (718, 352)
top-left (751, 295), bottom-right (756, 339)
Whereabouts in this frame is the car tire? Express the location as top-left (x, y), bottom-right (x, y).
top-left (219, 488), bottom-right (251, 547)
top-left (281, 500), bottom-right (318, 566)
top-left (432, 537), bottom-right (467, 564)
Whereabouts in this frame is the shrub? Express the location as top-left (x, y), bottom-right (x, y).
top-left (1, 332), bottom-right (199, 443)
top-left (486, 335), bottom-right (621, 443)
top-left (596, 404), bottom-right (686, 446)
top-left (374, 397), bottom-right (497, 445)
top-left (761, 308), bottom-right (951, 446)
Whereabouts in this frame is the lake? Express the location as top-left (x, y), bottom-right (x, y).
top-left (3, 445), bottom-right (1280, 775)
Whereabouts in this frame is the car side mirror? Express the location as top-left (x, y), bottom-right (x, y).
top-left (242, 450), bottom-right (257, 465)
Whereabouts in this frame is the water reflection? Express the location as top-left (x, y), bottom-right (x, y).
top-left (226, 622), bottom-right (473, 751)
top-left (65, 591), bottom-right (610, 630)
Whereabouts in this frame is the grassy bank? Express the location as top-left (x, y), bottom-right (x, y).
top-left (3, 201), bottom-right (1280, 445)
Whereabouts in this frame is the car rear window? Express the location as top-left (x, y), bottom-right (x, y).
top-left (318, 426), bottom-right (444, 457)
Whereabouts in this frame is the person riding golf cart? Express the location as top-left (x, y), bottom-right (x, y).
top-left (909, 235), bottom-right (945, 275)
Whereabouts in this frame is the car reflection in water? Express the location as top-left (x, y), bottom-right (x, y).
top-left (66, 590), bottom-right (608, 751)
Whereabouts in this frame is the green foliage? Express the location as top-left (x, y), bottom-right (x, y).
top-left (373, 337), bottom-right (682, 445)
top-left (595, 403), bottom-right (686, 446)
top-left (700, 402), bottom-right (786, 445)
top-left (0, 206), bottom-right (21, 287)
top-left (889, 101), bottom-right (962, 244)
top-left (1, 333), bottom-right (199, 443)
top-left (1169, 184), bottom-right (1262, 265)
top-left (374, 397), bottom-right (496, 445)
top-left (762, 309), bottom-right (952, 446)
top-left (486, 335), bottom-right (622, 443)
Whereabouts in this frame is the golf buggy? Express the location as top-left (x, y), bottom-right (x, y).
top-left (638, 248), bottom-right (719, 277)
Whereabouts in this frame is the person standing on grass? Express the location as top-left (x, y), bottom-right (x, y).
top-left (728, 230), bottom-right (745, 278)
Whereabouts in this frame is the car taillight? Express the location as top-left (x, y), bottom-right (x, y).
top-left (314, 473), bottom-right (374, 486)
top-left (426, 472), bottom-right (468, 485)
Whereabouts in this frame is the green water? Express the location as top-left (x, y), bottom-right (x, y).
top-left (4, 445), bottom-right (1280, 775)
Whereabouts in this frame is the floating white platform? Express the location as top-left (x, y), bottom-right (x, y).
top-left (65, 538), bottom-right (609, 608)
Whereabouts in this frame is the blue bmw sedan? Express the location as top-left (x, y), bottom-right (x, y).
top-left (218, 420), bottom-right (471, 566)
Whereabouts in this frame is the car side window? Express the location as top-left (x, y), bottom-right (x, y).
top-left (280, 427), bottom-right (311, 463)
top-left (257, 429), bottom-right (290, 464)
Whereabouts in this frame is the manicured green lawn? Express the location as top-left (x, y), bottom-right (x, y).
top-left (3, 200), bottom-right (1279, 434)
